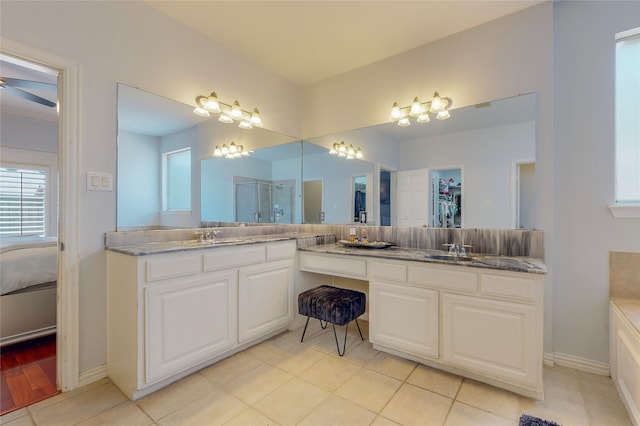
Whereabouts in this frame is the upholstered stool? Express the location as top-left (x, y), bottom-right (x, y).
top-left (298, 285), bottom-right (365, 356)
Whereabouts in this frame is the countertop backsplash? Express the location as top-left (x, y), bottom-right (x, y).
top-left (105, 224), bottom-right (544, 259)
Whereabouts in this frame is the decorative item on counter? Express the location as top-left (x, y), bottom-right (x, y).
top-left (360, 228), bottom-right (368, 245)
top-left (349, 227), bottom-right (356, 243)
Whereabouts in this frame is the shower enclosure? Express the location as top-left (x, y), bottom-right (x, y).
top-left (235, 180), bottom-right (294, 223)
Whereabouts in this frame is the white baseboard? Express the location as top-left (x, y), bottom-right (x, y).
top-left (545, 351), bottom-right (610, 376)
top-left (78, 365), bottom-right (108, 387)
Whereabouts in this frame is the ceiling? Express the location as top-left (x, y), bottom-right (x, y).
top-left (146, 0), bottom-right (544, 86)
top-left (0, 55), bottom-right (58, 120)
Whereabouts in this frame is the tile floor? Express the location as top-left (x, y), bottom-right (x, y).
top-left (1, 321), bottom-right (633, 426)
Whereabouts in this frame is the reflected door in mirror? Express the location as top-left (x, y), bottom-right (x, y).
top-left (303, 180), bottom-right (323, 224)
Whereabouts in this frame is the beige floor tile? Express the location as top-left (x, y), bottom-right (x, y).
top-left (340, 341), bottom-right (380, 365)
top-left (223, 363), bottom-right (293, 405)
top-left (137, 372), bottom-right (217, 421)
top-left (1, 410), bottom-right (36, 426)
top-left (456, 379), bottom-right (521, 421)
top-left (580, 377), bottom-right (634, 425)
top-left (370, 416), bottom-right (401, 426)
top-left (157, 388), bottom-right (246, 426)
top-left (199, 351), bottom-right (265, 387)
top-left (27, 378), bottom-right (111, 412)
top-left (270, 344), bottom-right (325, 376)
top-left (406, 364), bottom-right (463, 399)
top-left (365, 351), bottom-right (417, 381)
top-left (298, 395), bottom-right (377, 426)
top-left (77, 401), bottom-right (153, 426)
top-left (542, 365), bottom-right (584, 405)
top-left (30, 382), bottom-right (128, 426)
top-left (246, 340), bottom-right (293, 365)
top-left (223, 407), bottom-right (280, 426)
top-left (519, 393), bottom-right (590, 426)
top-left (300, 326), bottom-right (364, 357)
top-left (253, 377), bottom-right (329, 425)
top-left (298, 354), bottom-right (362, 391)
top-left (381, 383), bottom-right (452, 426)
top-left (444, 401), bottom-right (513, 426)
top-left (335, 368), bottom-right (402, 413)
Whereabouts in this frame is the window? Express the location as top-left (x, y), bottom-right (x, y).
top-left (613, 28), bottom-right (640, 216)
top-left (162, 148), bottom-right (191, 211)
top-left (0, 165), bottom-right (48, 236)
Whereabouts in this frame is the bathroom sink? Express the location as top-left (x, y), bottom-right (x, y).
top-left (176, 238), bottom-right (244, 246)
top-left (424, 252), bottom-right (476, 262)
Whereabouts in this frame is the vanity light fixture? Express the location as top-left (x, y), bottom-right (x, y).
top-left (390, 91), bottom-right (453, 126)
top-left (213, 142), bottom-right (250, 159)
top-left (329, 141), bottom-right (364, 160)
top-left (193, 91), bottom-right (263, 129)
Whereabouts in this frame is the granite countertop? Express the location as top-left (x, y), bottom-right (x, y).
top-left (611, 297), bottom-right (640, 334)
top-left (106, 233), bottom-right (320, 256)
top-left (106, 234), bottom-right (546, 274)
top-left (299, 242), bottom-right (547, 274)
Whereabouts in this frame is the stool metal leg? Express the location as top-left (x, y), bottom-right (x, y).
top-left (355, 319), bottom-right (364, 341)
top-left (332, 322), bottom-right (350, 356)
top-left (300, 317), bottom-right (311, 343)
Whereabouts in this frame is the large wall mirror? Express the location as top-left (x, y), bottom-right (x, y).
top-left (117, 84), bottom-right (535, 230)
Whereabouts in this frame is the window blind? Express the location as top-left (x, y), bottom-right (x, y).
top-left (0, 167), bottom-right (47, 236)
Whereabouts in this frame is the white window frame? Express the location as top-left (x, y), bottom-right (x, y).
top-left (610, 27), bottom-right (640, 218)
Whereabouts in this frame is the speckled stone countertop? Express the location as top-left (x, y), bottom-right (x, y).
top-left (106, 233), bottom-right (328, 256)
top-left (299, 243), bottom-right (547, 274)
top-left (611, 298), bottom-right (640, 334)
top-left (106, 234), bottom-right (546, 274)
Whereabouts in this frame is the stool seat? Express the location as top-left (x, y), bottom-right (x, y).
top-left (298, 285), bottom-right (366, 356)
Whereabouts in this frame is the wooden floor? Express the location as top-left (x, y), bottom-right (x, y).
top-left (0, 335), bottom-right (58, 416)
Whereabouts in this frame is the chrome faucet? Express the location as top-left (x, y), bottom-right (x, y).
top-left (444, 243), bottom-right (473, 256)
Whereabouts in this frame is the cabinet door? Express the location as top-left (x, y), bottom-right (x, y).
top-left (370, 281), bottom-right (439, 359)
top-left (442, 293), bottom-right (537, 386)
top-left (238, 260), bottom-right (293, 343)
top-left (145, 270), bottom-right (237, 384)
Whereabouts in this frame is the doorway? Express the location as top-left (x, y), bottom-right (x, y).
top-left (514, 161), bottom-right (536, 229)
top-left (0, 53), bottom-right (60, 413)
top-left (303, 179), bottom-right (323, 224)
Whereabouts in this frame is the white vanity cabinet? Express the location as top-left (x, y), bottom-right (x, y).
top-left (106, 240), bottom-right (296, 400)
top-left (610, 301), bottom-right (640, 425)
top-left (369, 261), bottom-right (439, 359)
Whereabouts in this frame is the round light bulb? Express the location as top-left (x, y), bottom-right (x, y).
top-left (437, 110), bottom-right (451, 120)
top-left (390, 102), bottom-right (401, 120)
top-left (410, 97), bottom-right (422, 117)
top-left (417, 113), bottom-right (430, 123)
top-left (230, 100), bottom-right (243, 119)
top-left (219, 114), bottom-right (233, 123)
top-left (430, 92), bottom-right (444, 113)
top-left (250, 108), bottom-right (262, 126)
top-left (398, 117), bottom-right (410, 126)
top-left (193, 106), bottom-right (210, 117)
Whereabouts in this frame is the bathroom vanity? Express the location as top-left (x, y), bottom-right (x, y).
top-left (106, 231), bottom-right (545, 401)
top-left (106, 239), bottom-right (296, 400)
top-left (298, 244), bottom-right (545, 400)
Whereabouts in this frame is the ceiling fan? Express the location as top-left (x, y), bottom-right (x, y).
top-left (0, 77), bottom-right (57, 107)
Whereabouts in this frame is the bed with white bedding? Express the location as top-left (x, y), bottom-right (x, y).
top-left (0, 236), bottom-right (58, 346)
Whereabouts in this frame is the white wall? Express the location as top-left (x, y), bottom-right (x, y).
top-left (400, 122), bottom-right (535, 229)
top-left (1, 1), bottom-right (302, 373)
top-left (117, 131), bottom-right (160, 228)
top-left (552, 1), bottom-right (640, 363)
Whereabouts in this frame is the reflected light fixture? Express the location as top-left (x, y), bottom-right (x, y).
top-left (389, 91), bottom-right (452, 126)
top-left (328, 141), bottom-right (364, 160)
top-left (213, 142), bottom-right (250, 159)
top-left (194, 91), bottom-right (262, 129)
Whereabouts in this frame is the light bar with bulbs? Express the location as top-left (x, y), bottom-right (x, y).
top-left (329, 141), bottom-right (364, 160)
top-left (390, 91), bottom-right (452, 126)
top-left (193, 91), bottom-right (262, 129)
top-left (213, 142), bottom-right (250, 159)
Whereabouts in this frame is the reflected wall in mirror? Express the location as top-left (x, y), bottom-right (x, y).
top-left (306, 93), bottom-right (536, 229)
top-left (116, 84), bottom-right (298, 230)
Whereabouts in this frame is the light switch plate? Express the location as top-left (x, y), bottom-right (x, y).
top-left (87, 172), bottom-right (113, 191)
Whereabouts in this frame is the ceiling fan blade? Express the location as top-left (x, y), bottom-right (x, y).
top-left (1, 84), bottom-right (57, 107)
top-left (1, 77), bottom-right (57, 91)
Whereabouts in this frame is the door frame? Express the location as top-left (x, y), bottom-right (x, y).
top-left (511, 159), bottom-right (536, 229)
top-left (2, 38), bottom-right (81, 392)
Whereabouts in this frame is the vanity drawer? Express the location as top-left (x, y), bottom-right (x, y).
top-left (408, 264), bottom-right (477, 292)
top-left (145, 255), bottom-right (201, 282)
top-left (266, 241), bottom-right (296, 261)
top-left (371, 261), bottom-right (407, 283)
top-left (480, 273), bottom-right (537, 301)
top-left (204, 245), bottom-right (265, 272)
top-left (299, 252), bottom-right (367, 279)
